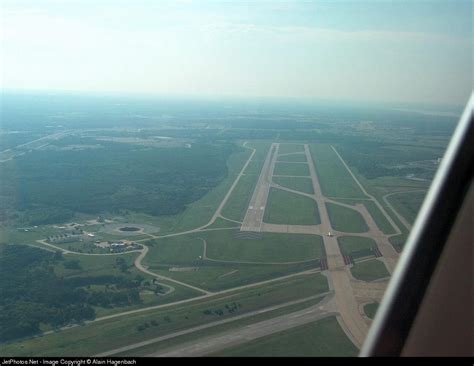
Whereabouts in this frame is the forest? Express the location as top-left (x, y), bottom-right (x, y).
top-left (0, 245), bottom-right (144, 342)
top-left (0, 140), bottom-right (236, 225)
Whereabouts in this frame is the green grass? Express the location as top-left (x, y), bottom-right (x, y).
top-left (364, 302), bottom-right (379, 320)
top-left (221, 173), bottom-right (259, 221)
top-left (310, 144), bottom-right (367, 199)
top-left (148, 262), bottom-right (318, 292)
top-left (203, 229), bottom-right (324, 263)
top-left (277, 153), bottom-right (306, 162)
top-left (211, 316), bottom-right (358, 357)
top-left (351, 259), bottom-right (390, 281)
top-left (246, 141), bottom-right (272, 161)
top-left (331, 199), bottom-right (395, 235)
top-left (144, 236), bottom-right (204, 266)
top-left (244, 159), bottom-right (264, 175)
top-left (116, 295), bottom-right (327, 356)
top-left (386, 191), bottom-right (426, 224)
top-left (272, 176), bottom-right (314, 194)
top-left (362, 200), bottom-right (396, 234)
top-left (0, 226), bottom-right (61, 245)
top-left (204, 218), bottom-right (240, 229)
top-left (338, 236), bottom-right (377, 259)
top-left (169, 147), bottom-right (252, 233)
top-left (389, 234), bottom-right (408, 252)
top-left (278, 144), bottom-right (305, 154)
top-left (326, 202), bottom-right (368, 233)
top-left (264, 188), bottom-right (320, 225)
top-left (1, 273), bottom-right (328, 356)
top-left (52, 251), bottom-right (201, 318)
top-left (273, 162), bottom-right (309, 176)
top-left (54, 252), bottom-right (138, 278)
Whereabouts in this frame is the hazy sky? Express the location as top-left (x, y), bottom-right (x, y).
top-left (1, 0), bottom-right (472, 105)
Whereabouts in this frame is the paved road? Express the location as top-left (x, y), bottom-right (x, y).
top-left (151, 295), bottom-right (336, 357)
top-left (95, 293), bottom-right (331, 357)
top-left (330, 146), bottom-right (402, 236)
top-left (304, 144), bottom-right (370, 347)
top-left (241, 143), bottom-right (278, 231)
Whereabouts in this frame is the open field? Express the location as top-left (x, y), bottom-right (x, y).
top-left (338, 236), bottom-right (377, 259)
top-left (1, 273), bottom-right (328, 356)
top-left (245, 141), bottom-right (272, 161)
top-left (168, 147), bottom-right (252, 233)
top-left (277, 144), bottom-right (305, 155)
top-left (203, 230), bottom-right (324, 263)
top-left (310, 144), bottom-right (367, 199)
top-left (221, 173), bottom-right (259, 221)
top-left (351, 260), bottom-right (390, 281)
top-left (204, 218), bottom-right (240, 229)
top-left (276, 153), bottom-right (307, 163)
top-left (264, 188), bottom-right (320, 225)
top-left (332, 199), bottom-right (396, 235)
top-left (244, 159), bottom-right (265, 175)
top-left (115, 295), bottom-right (327, 356)
top-left (211, 316), bottom-right (358, 357)
top-left (385, 190), bottom-right (426, 225)
top-left (272, 176), bottom-right (314, 194)
top-left (273, 162), bottom-right (309, 176)
top-left (144, 236), bottom-right (204, 266)
top-left (363, 302), bottom-right (379, 320)
top-left (53, 252), bottom-right (138, 278)
top-left (326, 203), bottom-right (368, 233)
top-left (148, 262), bottom-right (318, 292)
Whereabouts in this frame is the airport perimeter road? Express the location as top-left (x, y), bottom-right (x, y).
top-left (94, 293), bottom-right (332, 357)
top-left (241, 143), bottom-right (279, 232)
top-left (151, 295), bottom-right (336, 357)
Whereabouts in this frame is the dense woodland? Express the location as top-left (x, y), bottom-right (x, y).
top-left (0, 140), bottom-right (236, 225)
top-left (0, 245), bottom-right (144, 342)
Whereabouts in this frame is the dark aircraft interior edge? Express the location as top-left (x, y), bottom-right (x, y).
top-left (360, 94), bottom-right (473, 357)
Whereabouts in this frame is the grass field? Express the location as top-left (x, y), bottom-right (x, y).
top-left (1, 273), bottom-right (328, 356)
top-left (0, 226), bottom-right (61, 245)
top-left (310, 144), bottom-right (367, 199)
top-left (221, 173), bottom-right (259, 221)
top-left (52, 251), bottom-right (201, 318)
top-left (149, 261), bottom-right (318, 292)
top-left (272, 176), bottom-right (314, 194)
top-left (204, 218), bottom-right (240, 229)
top-left (389, 234), bottom-right (408, 252)
top-left (203, 229), bottom-right (324, 263)
top-left (246, 141), bottom-right (272, 161)
top-left (264, 188), bottom-right (320, 225)
top-left (273, 162), bottom-right (309, 176)
top-left (211, 316), bottom-right (358, 357)
top-left (54, 252), bottom-right (138, 278)
top-left (386, 191), bottom-right (426, 224)
top-left (364, 302), bottom-right (379, 320)
top-left (332, 199), bottom-right (396, 235)
top-left (351, 259), bottom-right (390, 281)
top-left (338, 236), bottom-right (377, 259)
top-left (277, 153), bottom-right (307, 163)
top-left (278, 144), bottom-right (305, 154)
top-left (116, 295), bottom-right (327, 356)
top-left (143, 236), bottom-right (204, 266)
top-left (326, 203), bottom-right (368, 233)
top-left (168, 146), bottom-right (252, 233)
top-left (244, 159), bottom-right (264, 175)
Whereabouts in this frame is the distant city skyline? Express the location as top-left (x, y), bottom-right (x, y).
top-left (1, 0), bottom-right (472, 105)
